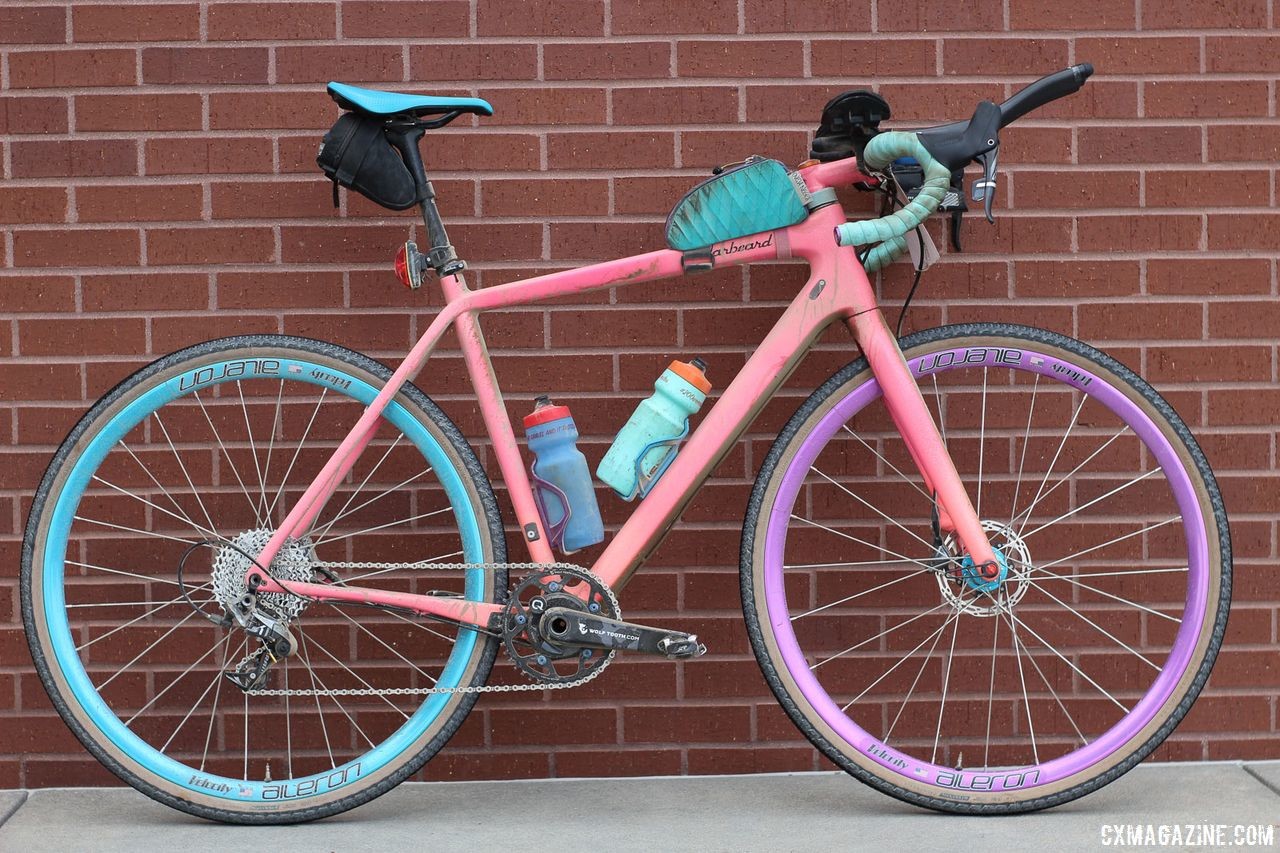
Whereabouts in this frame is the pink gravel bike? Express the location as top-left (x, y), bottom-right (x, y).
top-left (23, 65), bottom-right (1230, 822)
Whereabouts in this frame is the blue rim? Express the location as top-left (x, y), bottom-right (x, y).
top-left (41, 356), bottom-right (485, 804)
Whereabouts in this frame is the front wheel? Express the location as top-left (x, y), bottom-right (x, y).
top-left (741, 323), bottom-right (1230, 813)
top-left (23, 335), bottom-right (507, 823)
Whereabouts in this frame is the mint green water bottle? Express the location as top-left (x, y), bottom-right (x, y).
top-left (597, 358), bottom-right (711, 500)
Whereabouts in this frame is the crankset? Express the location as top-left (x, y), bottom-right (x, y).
top-left (539, 608), bottom-right (706, 659)
top-left (501, 565), bottom-right (707, 686)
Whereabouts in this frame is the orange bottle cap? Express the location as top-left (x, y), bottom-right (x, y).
top-left (668, 358), bottom-right (711, 394)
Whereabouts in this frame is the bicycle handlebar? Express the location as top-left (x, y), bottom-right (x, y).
top-left (834, 132), bottom-right (951, 270)
top-left (1000, 63), bottom-right (1093, 127)
top-left (834, 64), bottom-right (1095, 269)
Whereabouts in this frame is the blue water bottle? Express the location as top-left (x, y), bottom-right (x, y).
top-left (524, 395), bottom-right (605, 554)
top-left (596, 358), bottom-right (711, 500)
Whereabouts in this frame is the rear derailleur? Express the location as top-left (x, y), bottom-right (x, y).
top-left (222, 593), bottom-right (298, 692)
top-left (502, 565), bottom-right (706, 686)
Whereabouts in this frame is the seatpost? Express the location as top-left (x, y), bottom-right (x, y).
top-left (389, 123), bottom-right (466, 278)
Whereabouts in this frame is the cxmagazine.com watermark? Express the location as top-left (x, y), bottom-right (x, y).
top-left (1101, 824), bottom-right (1277, 847)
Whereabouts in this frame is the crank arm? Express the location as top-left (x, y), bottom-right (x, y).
top-left (540, 607), bottom-right (707, 659)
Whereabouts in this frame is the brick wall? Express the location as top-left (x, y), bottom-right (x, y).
top-left (0, 0), bottom-right (1277, 788)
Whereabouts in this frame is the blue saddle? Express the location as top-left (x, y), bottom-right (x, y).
top-left (326, 81), bottom-right (493, 118)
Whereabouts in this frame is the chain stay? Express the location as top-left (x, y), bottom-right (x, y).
top-left (246, 560), bottom-right (611, 697)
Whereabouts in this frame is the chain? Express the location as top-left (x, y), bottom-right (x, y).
top-left (245, 561), bottom-right (612, 697)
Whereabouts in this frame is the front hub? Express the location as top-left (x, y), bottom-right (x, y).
top-left (960, 550), bottom-right (1010, 594)
top-left (934, 520), bottom-right (1033, 617)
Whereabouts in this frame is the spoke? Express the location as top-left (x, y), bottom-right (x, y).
top-left (791, 568), bottom-right (932, 621)
top-left (1054, 566), bottom-right (1188, 580)
top-left (1002, 595), bottom-right (1039, 765)
top-left (308, 434), bottom-right (407, 542)
top-left (975, 366), bottom-right (988, 520)
top-left (151, 414), bottom-right (220, 535)
top-left (1012, 624), bottom-right (1089, 749)
top-left (161, 634), bottom-right (235, 752)
top-left (296, 626), bottom-right (337, 769)
top-left (120, 441), bottom-right (213, 540)
top-left (130, 630), bottom-right (235, 726)
top-left (1007, 374), bottom-right (1040, 528)
top-left (91, 476), bottom-right (222, 541)
top-left (313, 505), bottom-right (454, 547)
top-left (305, 630), bottom-right (410, 719)
top-left (809, 467), bottom-right (937, 554)
top-left (74, 585), bottom-right (209, 652)
top-left (789, 515), bottom-right (940, 575)
top-left (311, 465), bottom-right (432, 543)
top-left (236, 382), bottom-right (270, 522)
top-left (69, 597), bottom-right (215, 609)
top-left (264, 389), bottom-right (328, 520)
top-left (200, 637), bottom-right (245, 772)
top-left (839, 425), bottom-right (933, 503)
top-left (242, 689), bottom-right (249, 780)
top-left (884, 605), bottom-right (953, 745)
top-left (1024, 566), bottom-right (1183, 623)
top-left (331, 606), bottom-right (438, 684)
top-left (983, 608), bottom-right (1000, 768)
top-left (930, 606), bottom-right (962, 765)
top-left (1025, 579), bottom-right (1160, 670)
top-left (295, 627), bottom-right (379, 750)
top-left (74, 515), bottom-right (197, 546)
top-left (1011, 426), bottom-right (1132, 534)
top-left (1006, 608), bottom-right (1129, 713)
top-left (258, 379), bottom-right (286, 522)
top-left (95, 609), bottom-right (202, 690)
top-left (67, 559), bottom-right (189, 588)
top-left (1023, 517), bottom-right (1181, 574)
top-left (931, 374), bottom-right (949, 448)
top-left (1014, 394), bottom-right (1087, 537)
top-left (283, 655), bottom-right (293, 780)
top-left (842, 608), bottom-right (962, 711)
top-left (385, 609), bottom-right (461, 646)
top-left (193, 389), bottom-right (265, 526)
top-left (1020, 467), bottom-right (1164, 540)
top-left (785, 558), bottom-right (929, 570)
top-left (811, 601), bottom-right (953, 670)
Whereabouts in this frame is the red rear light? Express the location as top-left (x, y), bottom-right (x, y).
top-left (394, 243), bottom-right (411, 288)
top-left (394, 241), bottom-right (424, 289)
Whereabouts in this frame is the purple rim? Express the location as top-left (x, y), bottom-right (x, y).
top-left (762, 344), bottom-right (1209, 792)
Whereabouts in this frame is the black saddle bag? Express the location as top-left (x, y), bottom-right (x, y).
top-left (317, 112), bottom-right (423, 211)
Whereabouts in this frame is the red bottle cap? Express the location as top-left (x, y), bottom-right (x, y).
top-left (523, 394), bottom-right (572, 429)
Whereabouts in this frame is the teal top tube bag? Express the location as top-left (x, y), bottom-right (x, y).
top-left (664, 156), bottom-right (810, 252)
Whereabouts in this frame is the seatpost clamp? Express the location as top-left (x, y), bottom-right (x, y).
top-left (427, 244), bottom-right (466, 277)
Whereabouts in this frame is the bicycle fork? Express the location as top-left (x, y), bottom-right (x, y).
top-left (844, 305), bottom-right (999, 575)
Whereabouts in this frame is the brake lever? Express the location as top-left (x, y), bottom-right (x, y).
top-left (972, 147), bottom-right (999, 224)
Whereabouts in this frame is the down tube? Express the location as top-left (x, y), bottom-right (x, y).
top-left (590, 257), bottom-right (864, 591)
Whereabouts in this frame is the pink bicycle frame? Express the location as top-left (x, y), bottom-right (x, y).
top-left (244, 156), bottom-right (997, 628)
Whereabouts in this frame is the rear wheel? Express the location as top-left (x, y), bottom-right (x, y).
top-left (23, 335), bottom-right (506, 823)
top-left (741, 323), bottom-right (1230, 813)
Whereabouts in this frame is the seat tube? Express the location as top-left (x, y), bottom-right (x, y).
top-left (438, 273), bottom-right (556, 564)
top-left (847, 307), bottom-right (997, 567)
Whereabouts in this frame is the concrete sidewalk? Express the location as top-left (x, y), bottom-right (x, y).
top-left (0, 762), bottom-right (1277, 852)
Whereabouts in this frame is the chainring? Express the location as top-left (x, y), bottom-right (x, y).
top-left (502, 565), bottom-right (620, 685)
